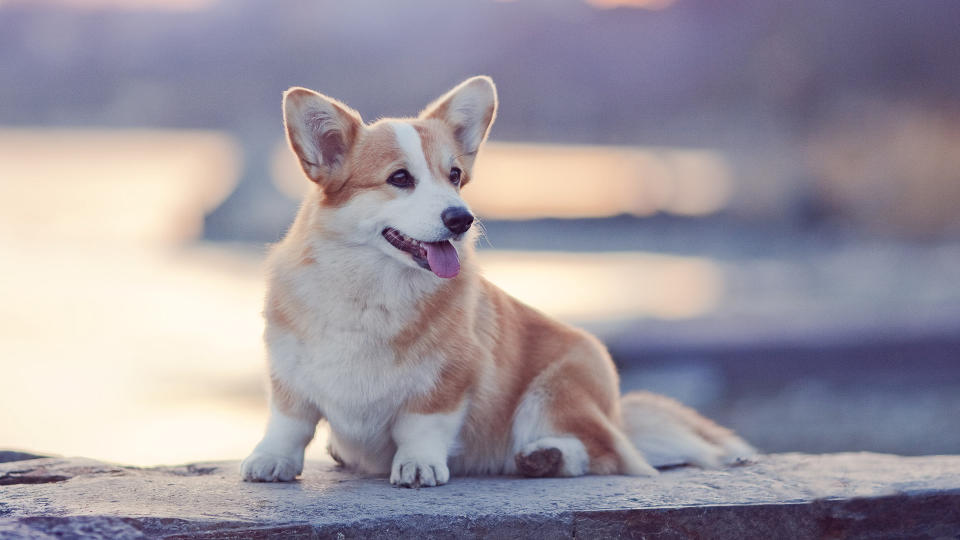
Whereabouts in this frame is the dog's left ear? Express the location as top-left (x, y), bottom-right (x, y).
top-left (420, 76), bottom-right (498, 165)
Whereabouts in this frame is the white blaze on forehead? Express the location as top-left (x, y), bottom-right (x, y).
top-left (379, 120), bottom-right (470, 245)
top-left (389, 122), bottom-right (433, 181)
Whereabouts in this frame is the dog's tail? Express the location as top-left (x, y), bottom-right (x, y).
top-left (620, 391), bottom-right (756, 469)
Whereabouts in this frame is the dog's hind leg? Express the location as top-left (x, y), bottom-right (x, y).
top-left (512, 402), bottom-right (657, 477)
top-left (509, 346), bottom-right (658, 478)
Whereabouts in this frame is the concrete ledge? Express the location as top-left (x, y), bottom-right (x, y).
top-left (1, 452), bottom-right (959, 539)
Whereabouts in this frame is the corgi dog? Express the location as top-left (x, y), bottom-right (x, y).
top-left (241, 76), bottom-right (754, 487)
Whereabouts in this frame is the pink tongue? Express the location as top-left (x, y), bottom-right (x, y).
top-left (424, 241), bottom-right (460, 278)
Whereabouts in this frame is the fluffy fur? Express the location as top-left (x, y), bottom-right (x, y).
top-left (241, 76), bottom-right (755, 487)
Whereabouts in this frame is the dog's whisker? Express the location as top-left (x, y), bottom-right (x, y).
top-left (472, 217), bottom-right (493, 249)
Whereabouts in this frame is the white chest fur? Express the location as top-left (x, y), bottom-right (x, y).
top-left (264, 240), bottom-right (445, 470)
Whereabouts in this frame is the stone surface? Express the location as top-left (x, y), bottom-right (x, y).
top-left (0, 452), bottom-right (47, 465)
top-left (1, 452), bottom-right (959, 538)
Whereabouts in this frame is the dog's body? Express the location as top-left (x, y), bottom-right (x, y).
top-left (242, 77), bottom-right (754, 487)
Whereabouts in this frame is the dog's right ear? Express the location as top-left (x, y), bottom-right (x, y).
top-left (420, 76), bottom-right (497, 169)
top-left (283, 87), bottom-right (363, 186)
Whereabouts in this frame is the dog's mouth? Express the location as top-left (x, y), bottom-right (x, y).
top-left (382, 227), bottom-right (460, 279)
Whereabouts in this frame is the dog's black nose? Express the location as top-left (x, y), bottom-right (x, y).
top-left (441, 206), bottom-right (474, 235)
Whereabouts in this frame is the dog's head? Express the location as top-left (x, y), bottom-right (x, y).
top-left (283, 76), bottom-right (497, 279)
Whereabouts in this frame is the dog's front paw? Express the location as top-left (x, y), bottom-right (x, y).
top-left (390, 452), bottom-right (450, 488)
top-left (240, 451), bottom-right (302, 482)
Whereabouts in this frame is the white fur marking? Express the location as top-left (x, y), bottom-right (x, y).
top-left (378, 121), bottom-right (471, 244)
top-left (391, 122), bottom-right (431, 181)
top-left (510, 387), bottom-right (552, 454)
top-left (390, 403), bottom-right (467, 487)
top-left (241, 403), bottom-right (318, 482)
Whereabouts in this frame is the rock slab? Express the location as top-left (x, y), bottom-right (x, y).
top-left (1, 452), bottom-right (959, 539)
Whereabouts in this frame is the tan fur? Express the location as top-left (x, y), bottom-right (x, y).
top-left (264, 279), bottom-right (309, 341)
top-left (472, 281), bottom-right (629, 473)
top-left (413, 120), bottom-right (472, 187)
top-left (270, 374), bottom-right (322, 423)
top-left (298, 246), bottom-right (316, 267)
top-left (419, 82), bottom-right (497, 172)
top-left (319, 123), bottom-right (404, 208)
top-left (393, 272), bottom-right (480, 415)
top-left (467, 280), bottom-right (587, 453)
top-left (284, 88), bottom-right (363, 190)
top-left (243, 77), bottom-right (754, 486)
top-left (385, 264), bottom-right (638, 473)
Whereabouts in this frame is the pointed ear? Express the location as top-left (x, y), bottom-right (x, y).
top-left (283, 87), bottom-right (363, 185)
top-left (420, 76), bottom-right (498, 160)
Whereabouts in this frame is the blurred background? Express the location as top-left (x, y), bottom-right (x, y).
top-left (2, 0), bottom-right (959, 467)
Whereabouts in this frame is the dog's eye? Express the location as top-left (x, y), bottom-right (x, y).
top-left (449, 167), bottom-right (462, 186)
top-left (387, 169), bottom-right (414, 188)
